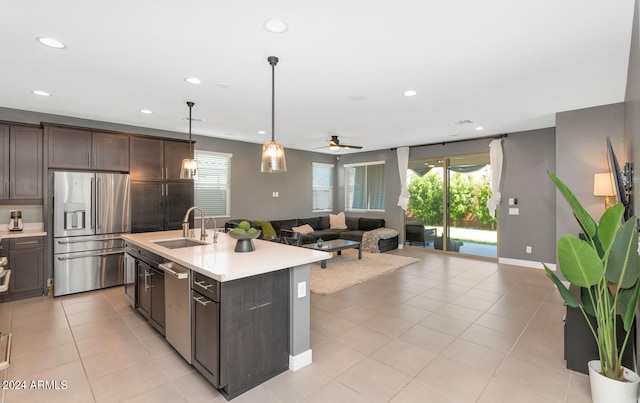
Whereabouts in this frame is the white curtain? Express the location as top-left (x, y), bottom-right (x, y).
top-left (486, 139), bottom-right (503, 218)
top-left (397, 147), bottom-right (410, 210)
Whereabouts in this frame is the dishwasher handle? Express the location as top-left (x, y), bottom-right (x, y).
top-left (158, 262), bottom-right (189, 280)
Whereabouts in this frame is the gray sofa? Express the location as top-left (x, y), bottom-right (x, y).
top-left (228, 216), bottom-right (398, 253)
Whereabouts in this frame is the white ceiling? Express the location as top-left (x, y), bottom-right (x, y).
top-left (1, 1), bottom-right (635, 154)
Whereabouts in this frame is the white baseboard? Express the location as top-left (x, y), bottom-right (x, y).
top-left (289, 349), bottom-right (312, 372)
top-left (498, 257), bottom-right (556, 271)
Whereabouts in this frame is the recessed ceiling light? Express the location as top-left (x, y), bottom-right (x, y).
top-left (36, 37), bottom-right (66, 49)
top-left (475, 126), bottom-right (484, 131)
top-left (32, 90), bottom-right (51, 96)
top-left (258, 130), bottom-right (266, 135)
top-left (403, 90), bottom-right (417, 97)
top-left (185, 77), bottom-right (202, 85)
top-left (264, 19), bottom-right (288, 33)
top-left (347, 95), bottom-right (366, 101)
top-left (140, 109), bottom-right (153, 114)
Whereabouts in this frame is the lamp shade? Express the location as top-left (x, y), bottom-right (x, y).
top-left (593, 173), bottom-right (615, 196)
top-left (180, 101), bottom-right (198, 179)
top-left (260, 141), bottom-right (287, 173)
top-left (180, 158), bottom-right (198, 179)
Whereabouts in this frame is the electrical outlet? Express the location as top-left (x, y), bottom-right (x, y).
top-left (298, 281), bottom-right (307, 298)
top-left (526, 246), bottom-right (532, 254)
top-left (47, 278), bottom-right (53, 287)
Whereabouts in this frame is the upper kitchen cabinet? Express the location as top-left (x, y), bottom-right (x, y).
top-left (47, 126), bottom-right (129, 171)
top-left (0, 124), bottom-right (43, 200)
top-left (130, 136), bottom-right (191, 181)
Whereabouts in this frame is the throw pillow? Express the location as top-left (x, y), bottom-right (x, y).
top-left (254, 220), bottom-right (277, 239)
top-left (329, 212), bottom-right (347, 229)
top-left (292, 224), bottom-right (314, 235)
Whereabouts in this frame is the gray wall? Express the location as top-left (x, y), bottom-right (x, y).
top-left (398, 132), bottom-right (556, 263)
top-left (627, 0), bottom-right (640, 219)
top-left (555, 103), bottom-right (625, 245)
top-left (192, 135), bottom-right (336, 223)
top-left (500, 128), bottom-right (556, 263)
top-left (625, 0), bottom-right (639, 372)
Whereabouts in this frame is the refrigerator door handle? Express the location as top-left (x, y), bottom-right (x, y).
top-left (90, 177), bottom-right (95, 229)
top-left (56, 236), bottom-right (122, 245)
top-left (96, 177), bottom-right (101, 230)
top-left (56, 249), bottom-right (125, 260)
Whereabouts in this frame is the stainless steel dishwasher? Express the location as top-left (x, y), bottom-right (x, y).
top-left (159, 262), bottom-right (191, 364)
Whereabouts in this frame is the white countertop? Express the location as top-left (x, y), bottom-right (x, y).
top-left (0, 223), bottom-right (46, 239)
top-left (122, 230), bottom-right (330, 282)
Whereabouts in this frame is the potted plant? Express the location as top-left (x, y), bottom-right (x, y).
top-left (544, 172), bottom-right (640, 403)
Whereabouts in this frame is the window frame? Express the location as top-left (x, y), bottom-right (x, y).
top-left (193, 149), bottom-right (232, 218)
top-left (344, 160), bottom-right (386, 213)
top-left (312, 162), bottom-right (334, 212)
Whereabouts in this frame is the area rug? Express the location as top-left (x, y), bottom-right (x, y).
top-left (310, 250), bottom-right (421, 295)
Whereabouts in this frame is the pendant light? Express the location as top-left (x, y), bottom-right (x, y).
top-left (261, 56), bottom-right (287, 173)
top-left (180, 101), bottom-right (198, 179)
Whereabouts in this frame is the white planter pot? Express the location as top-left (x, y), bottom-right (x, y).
top-left (588, 360), bottom-right (640, 403)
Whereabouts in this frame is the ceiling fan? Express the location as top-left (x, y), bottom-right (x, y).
top-left (326, 135), bottom-right (363, 150)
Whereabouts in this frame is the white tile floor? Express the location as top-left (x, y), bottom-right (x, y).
top-left (0, 248), bottom-right (592, 402)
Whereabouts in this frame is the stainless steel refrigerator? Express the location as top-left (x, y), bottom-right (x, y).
top-left (53, 171), bottom-right (131, 296)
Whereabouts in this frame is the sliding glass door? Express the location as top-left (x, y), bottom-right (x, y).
top-left (406, 153), bottom-right (497, 258)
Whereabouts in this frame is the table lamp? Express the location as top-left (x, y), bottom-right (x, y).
top-left (593, 173), bottom-right (615, 209)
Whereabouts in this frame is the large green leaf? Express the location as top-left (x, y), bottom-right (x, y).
top-left (605, 218), bottom-right (640, 289)
top-left (618, 281), bottom-right (640, 332)
top-left (558, 234), bottom-right (603, 287)
top-left (544, 264), bottom-right (579, 308)
top-left (581, 286), bottom-right (597, 317)
top-left (597, 204), bottom-right (625, 255)
top-left (548, 172), bottom-right (603, 256)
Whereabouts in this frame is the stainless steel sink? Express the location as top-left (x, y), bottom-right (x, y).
top-left (151, 238), bottom-right (207, 249)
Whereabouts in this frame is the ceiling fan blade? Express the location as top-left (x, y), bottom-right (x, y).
top-left (327, 135), bottom-right (362, 149)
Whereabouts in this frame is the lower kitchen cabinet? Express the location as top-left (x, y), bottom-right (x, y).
top-left (0, 236), bottom-right (44, 301)
top-left (137, 261), bottom-right (165, 335)
top-left (191, 269), bottom-right (289, 400)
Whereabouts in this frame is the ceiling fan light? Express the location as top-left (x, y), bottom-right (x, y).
top-left (329, 145), bottom-right (340, 151)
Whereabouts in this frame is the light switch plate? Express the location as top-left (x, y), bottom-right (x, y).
top-left (298, 281), bottom-right (306, 298)
top-left (509, 208), bottom-right (519, 215)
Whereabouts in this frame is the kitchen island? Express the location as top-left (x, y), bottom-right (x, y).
top-left (121, 230), bottom-right (329, 400)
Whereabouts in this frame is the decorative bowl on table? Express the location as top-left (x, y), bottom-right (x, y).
top-left (227, 230), bottom-right (261, 252)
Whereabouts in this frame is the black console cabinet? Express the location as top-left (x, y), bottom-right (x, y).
top-left (564, 288), bottom-right (635, 374)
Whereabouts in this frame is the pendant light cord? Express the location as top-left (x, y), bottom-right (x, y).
top-left (187, 101), bottom-right (194, 159)
top-left (268, 56), bottom-right (278, 143)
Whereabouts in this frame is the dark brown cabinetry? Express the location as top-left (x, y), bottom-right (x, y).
top-left (191, 270), bottom-right (289, 400)
top-left (130, 136), bottom-right (190, 181)
top-left (129, 136), bottom-right (193, 233)
top-left (131, 181), bottom-right (193, 232)
top-left (0, 125), bottom-right (43, 200)
top-left (136, 256), bottom-right (165, 335)
top-left (47, 126), bottom-right (129, 171)
top-left (0, 236), bottom-right (44, 301)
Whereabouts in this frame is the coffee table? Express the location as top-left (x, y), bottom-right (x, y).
top-left (301, 239), bottom-right (361, 268)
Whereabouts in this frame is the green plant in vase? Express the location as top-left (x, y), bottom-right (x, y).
top-left (544, 172), bottom-right (640, 381)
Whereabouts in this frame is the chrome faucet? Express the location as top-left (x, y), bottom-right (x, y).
top-left (205, 216), bottom-right (218, 243)
top-left (182, 206), bottom-right (207, 241)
